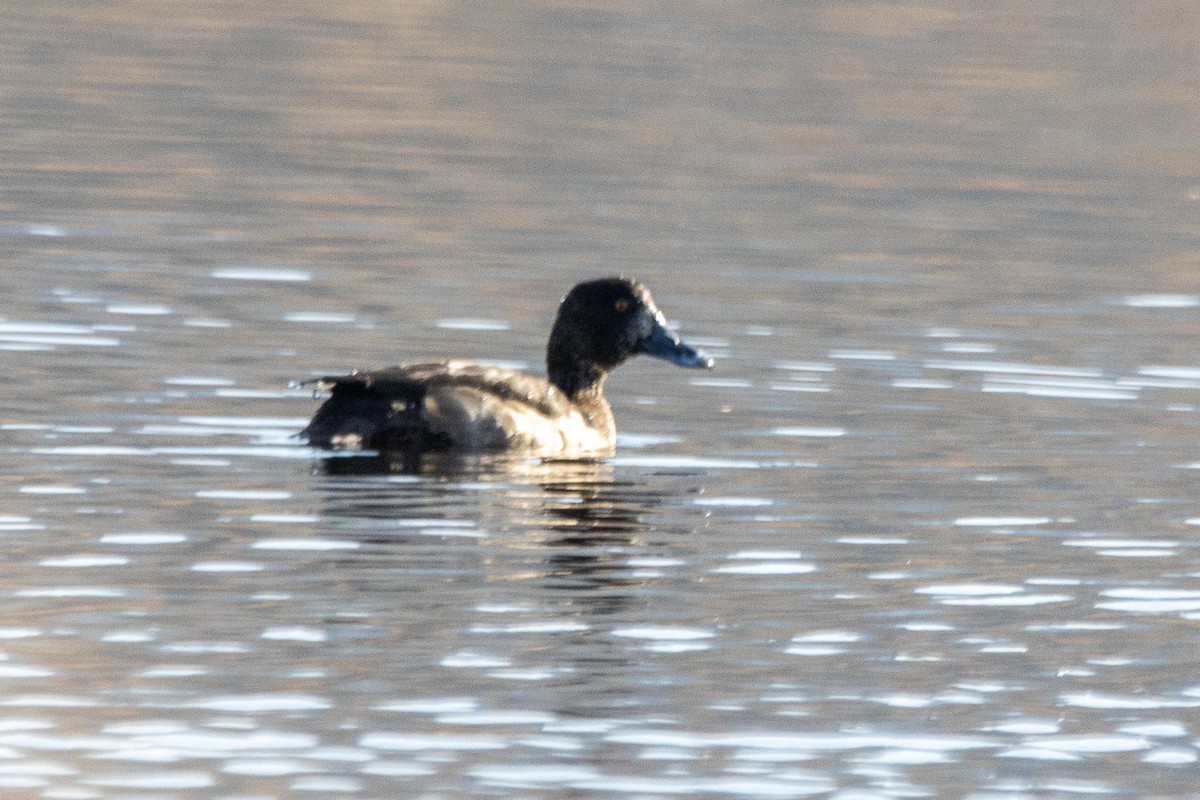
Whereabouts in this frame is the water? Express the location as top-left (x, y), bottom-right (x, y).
top-left (3, 1), bottom-right (1200, 797)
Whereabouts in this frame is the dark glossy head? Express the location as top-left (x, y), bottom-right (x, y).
top-left (547, 277), bottom-right (713, 395)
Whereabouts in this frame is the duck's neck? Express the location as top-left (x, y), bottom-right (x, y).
top-left (549, 362), bottom-right (606, 399)
top-left (548, 358), bottom-right (616, 439)
top-left (546, 314), bottom-right (611, 399)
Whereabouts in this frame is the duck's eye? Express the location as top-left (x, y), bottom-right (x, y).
top-left (614, 298), bottom-right (629, 313)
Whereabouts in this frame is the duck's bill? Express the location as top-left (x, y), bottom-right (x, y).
top-left (639, 322), bottom-right (714, 369)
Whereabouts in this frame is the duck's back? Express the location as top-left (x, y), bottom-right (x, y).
top-left (302, 360), bottom-right (614, 456)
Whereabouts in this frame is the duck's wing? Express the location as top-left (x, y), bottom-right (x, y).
top-left (302, 361), bottom-right (602, 454)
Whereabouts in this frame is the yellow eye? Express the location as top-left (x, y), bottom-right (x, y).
top-left (614, 298), bottom-right (629, 313)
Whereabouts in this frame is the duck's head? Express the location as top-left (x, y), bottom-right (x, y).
top-left (547, 277), bottom-right (713, 395)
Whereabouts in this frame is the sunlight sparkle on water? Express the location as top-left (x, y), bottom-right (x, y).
top-left (1122, 294), bottom-right (1200, 307)
top-left (252, 539), bottom-right (359, 551)
top-left (433, 318), bottom-right (512, 331)
top-left (211, 267), bottom-right (312, 281)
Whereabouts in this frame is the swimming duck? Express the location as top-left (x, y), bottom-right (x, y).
top-left (302, 277), bottom-right (713, 456)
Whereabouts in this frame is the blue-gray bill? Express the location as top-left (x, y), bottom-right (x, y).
top-left (638, 321), bottom-right (714, 369)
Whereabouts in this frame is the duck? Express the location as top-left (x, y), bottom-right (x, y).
top-left (302, 276), bottom-right (713, 456)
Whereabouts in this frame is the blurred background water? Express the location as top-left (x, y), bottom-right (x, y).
top-left (2, 1), bottom-right (1200, 798)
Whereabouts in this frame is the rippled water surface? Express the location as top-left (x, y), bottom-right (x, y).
top-left (4, 1), bottom-right (1200, 798)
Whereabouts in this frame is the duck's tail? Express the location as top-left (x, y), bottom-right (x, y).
top-left (301, 374), bottom-right (447, 452)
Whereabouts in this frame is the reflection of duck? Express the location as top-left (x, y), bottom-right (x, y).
top-left (303, 277), bottom-right (712, 457)
top-left (310, 455), bottom-right (695, 715)
top-left (534, 473), bottom-right (657, 607)
top-left (314, 456), bottom-right (664, 606)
